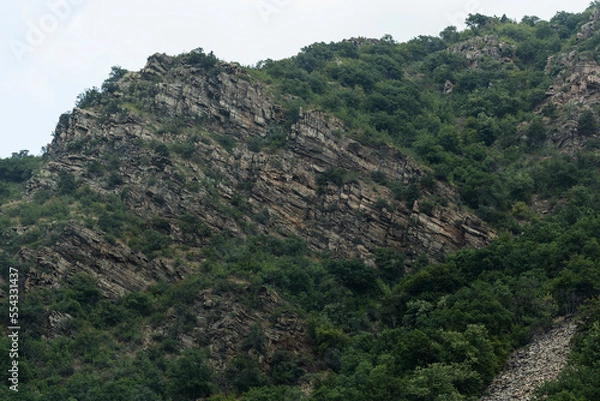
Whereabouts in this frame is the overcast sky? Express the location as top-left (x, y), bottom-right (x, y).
top-left (0, 0), bottom-right (593, 158)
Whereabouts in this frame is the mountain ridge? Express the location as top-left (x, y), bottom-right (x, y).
top-left (2, 5), bottom-right (600, 400)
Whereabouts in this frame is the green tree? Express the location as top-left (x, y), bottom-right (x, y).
top-left (578, 110), bottom-right (598, 137)
top-left (168, 348), bottom-right (214, 400)
top-left (466, 13), bottom-right (494, 30)
top-left (76, 87), bottom-right (101, 108)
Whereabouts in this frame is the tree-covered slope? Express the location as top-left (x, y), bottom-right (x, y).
top-left (252, 6), bottom-right (600, 231)
top-left (2, 4), bottom-right (600, 401)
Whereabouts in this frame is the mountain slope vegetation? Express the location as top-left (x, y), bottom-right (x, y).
top-left (2, 4), bottom-right (600, 401)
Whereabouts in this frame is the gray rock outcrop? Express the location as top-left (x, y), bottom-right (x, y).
top-left (479, 320), bottom-right (576, 401)
top-left (21, 53), bottom-right (493, 297)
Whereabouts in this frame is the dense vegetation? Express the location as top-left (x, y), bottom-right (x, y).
top-left (0, 151), bottom-right (41, 204)
top-left (251, 8), bottom-right (599, 230)
top-left (2, 4), bottom-right (600, 401)
top-left (2, 176), bottom-right (600, 400)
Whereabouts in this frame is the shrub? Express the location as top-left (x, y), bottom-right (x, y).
top-left (374, 248), bottom-right (405, 282)
top-left (168, 348), bottom-right (214, 400)
top-left (225, 354), bottom-right (266, 393)
top-left (316, 167), bottom-right (347, 187)
top-left (371, 170), bottom-right (388, 185)
top-left (57, 171), bottom-right (78, 194)
top-left (154, 143), bottom-right (170, 157)
top-left (254, 207), bottom-right (270, 225)
top-left (178, 213), bottom-right (212, 238)
top-left (211, 133), bottom-right (236, 152)
top-left (121, 292), bottom-right (153, 316)
top-left (324, 259), bottom-right (378, 293)
top-left (172, 141), bottom-right (196, 159)
top-left (67, 274), bottom-right (102, 306)
top-left (0, 152), bottom-right (39, 183)
top-left (374, 198), bottom-right (390, 211)
top-left (578, 110), bottom-right (598, 137)
top-left (106, 173), bottom-right (123, 189)
top-left (76, 87), bottom-right (102, 109)
top-left (241, 324), bottom-right (266, 354)
top-left (420, 200), bottom-right (435, 216)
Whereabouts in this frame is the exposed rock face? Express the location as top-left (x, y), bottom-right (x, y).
top-left (141, 54), bottom-right (277, 132)
top-left (448, 35), bottom-right (516, 67)
top-left (544, 54), bottom-right (600, 108)
top-left (21, 224), bottom-right (184, 298)
top-left (544, 9), bottom-right (600, 108)
top-left (577, 7), bottom-right (600, 42)
top-left (23, 52), bottom-right (493, 296)
top-left (46, 311), bottom-right (74, 339)
top-left (479, 320), bottom-right (576, 401)
top-left (443, 80), bottom-right (454, 95)
top-left (144, 284), bottom-right (310, 371)
top-left (342, 37), bottom-right (381, 47)
top-left (538, 10), bottom-right (600, 151)
top-left (13, 50), bottom-right (495, 379)
top-left (546, 119), bottom-right (587, 152)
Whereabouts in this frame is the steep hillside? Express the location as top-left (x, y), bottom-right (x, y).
top-left (47, 53), bottom-right (491, 258)
top-left (2, 4), bottom-right (600, 401)
top-left (15, 50), bottom-right (493, 301)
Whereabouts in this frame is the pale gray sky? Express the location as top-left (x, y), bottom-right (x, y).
top-left (0, 0), bottom-right (593, 158)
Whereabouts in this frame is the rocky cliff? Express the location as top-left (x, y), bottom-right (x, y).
top-left (22, 52), bottom-right (492, 298)
top-left (5, 8), bottom-right (600, 399)
top-left (539, 8), bottom-right (600, 151)
top-left (448, 35), bottom-right (516, 68)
